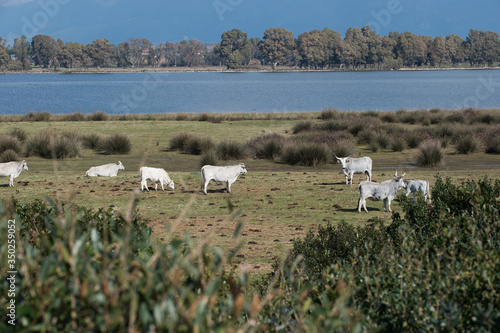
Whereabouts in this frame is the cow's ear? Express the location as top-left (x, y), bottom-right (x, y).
top-left (117, 161), bottom-right (121, 165)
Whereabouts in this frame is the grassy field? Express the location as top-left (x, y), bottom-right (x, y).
top-left (2, 112), bottom-right (500, 273)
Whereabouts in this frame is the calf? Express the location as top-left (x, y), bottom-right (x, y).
top-left (201, 163), bottom-right (247, 194)
top-left (140, 167), bottom-right (175, 191)
top-left (86, 161), bottom-right (124, 177)
top-left (404, 179), bottom-right (432, 203)
top-left (0, 160), bottom-right (28, 187)
top-left (358, 171), bottom-right (406, 213)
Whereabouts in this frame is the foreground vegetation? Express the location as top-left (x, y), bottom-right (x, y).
top-left (0, 175), bottom-right (498, 331)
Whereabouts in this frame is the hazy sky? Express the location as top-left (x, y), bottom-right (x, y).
top-left (1, 0), bottom-right (499, 45)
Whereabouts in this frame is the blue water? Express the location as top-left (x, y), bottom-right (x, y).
top-left (0, 69), bottom-right (499, 114)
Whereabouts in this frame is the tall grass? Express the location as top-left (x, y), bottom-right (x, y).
top-left (216, 140), bottom-right (247, 160)
top-left (0, 135), bottom-right (23, 155)
top-left (25, 131), bottom-right (81, 159)
top-left (282, 142), bottom-right (330, 167)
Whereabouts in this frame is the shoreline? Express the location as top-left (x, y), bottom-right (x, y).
top-left (2, 65), bottom-right (499, 74)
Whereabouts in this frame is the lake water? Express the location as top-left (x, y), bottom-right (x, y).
top-left (0, 69), bottom-right (499, 115)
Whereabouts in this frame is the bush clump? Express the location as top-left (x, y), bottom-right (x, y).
top-left (25, 131), bottom-right (81, 159)
top-left (292, 120), bottom-right (313, 134)
top-left (0, 149), bottom-right (20, 162)
top-left (282, 142), bottom-right (330, 167)
top-left (25, 111), bottom-right (52, 122)
top-left (199, 149), bottom-right (219, 168)
top-left (417, 140), bottom-right (443, 167)
top-left (100, 133), bottom-right (131, 155)
top-left (63, 112), bottom-right (86, 121)
top-left (9, 128), bottom-right (27, 143)
top-left (247, 134), bottom-right (286, 160)
top-left (81, 133), bottom-right (103, 150)
top-left (455, 134), bottom-right (480, 154)
top-left (216, 140), bottom-right (247, 160)
top-left (0, 135), bottom-right (23, 155)
top-left (88, 110), bottom-right (108, 121)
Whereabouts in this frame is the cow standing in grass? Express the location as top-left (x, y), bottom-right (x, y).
top-left (0, 160), bottom-right (28, 187)
top-left (358, 171), bottom-right (406, 213)
top-left (201, 163), bottom-right (247, 194)
top-left (86, 161), bottom-right (125, 177)
top-left (335, 155), bottom-right (372, 185)
top-left (404, 179), bottom-right (432, 203)
top-left (140, 167), bottom-right (175, 191)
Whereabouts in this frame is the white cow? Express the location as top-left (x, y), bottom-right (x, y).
top-left (0, 160), bottom-right (28, 187)
top-left (140, 167), bottom-right (175, 191)
top-left (86, 161), bottom-right (124, 177)
top-left (358, 171), bottom-right (406, 213)
top-left (404, 179), bottom-right (432, 203)
top-left (201, 163), bottom-right (247, 195)
top-left (335, 155), bottom-right (372, 185)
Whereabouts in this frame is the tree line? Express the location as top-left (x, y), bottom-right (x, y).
top-left (0, 27), bottom-right (499, 71)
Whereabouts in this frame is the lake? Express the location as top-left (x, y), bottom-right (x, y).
top-left (0, 69), bottom-right (499, 115)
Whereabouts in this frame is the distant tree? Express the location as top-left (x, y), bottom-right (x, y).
top-left (127, 38), bottom-right (151, 68)
top-left (465, 30), bottom-right (500, 66)
top-left (12, 36), bottom-right (31, 69)
top-left (163, 42), bottom-right (179, 66)
top-left (87, 39), bottom-right (113, 68)
top-left (57, 42), bottom-right (84, 69)
top-left (117, 42), bottom-right (132, 67)
top-left (395, 32), bottom-right (428, 67)
top-left (248, 37), bottom-right (263, 63)
top-left (296, 30), bottom-right (326, 69)
top-left (0, 42), bottom-right (9, 69)
top-left (259, 27), bottom-right (295, 69)
top-left (320, 28), bottom-right (343, 68)
top-left (445, 34), bottom-right (465, 66)
top-left (31, 34), bottom-right (59, 67)
top-left (214, 29), bottom-right (249, 69)
top-left (429, 36), bottom-right (447, 66)
top-left (179, 39), bottom-right (205, 66)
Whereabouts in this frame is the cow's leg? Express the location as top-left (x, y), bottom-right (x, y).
top-left (203, 179), bottom-right (209, 195)
top-left (345, 174), bottom-right (348, 185)
top-left (349, 173), bottom-right (353, 185)
top-left (226, 181), bottom-right (231, 193)
top-left (160, 179), bottom-right (165, 191)
top-left (9, 175), bottom-right (14, 187)
top-left (358, 198), bottom-right (363, 213)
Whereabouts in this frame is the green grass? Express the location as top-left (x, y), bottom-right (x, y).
top-left (1, 114), bottom-right (500, 273)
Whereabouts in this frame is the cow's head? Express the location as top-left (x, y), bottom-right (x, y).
top-left (240, 163), bottom-right (247, 174)
top-left (394, 170), bottom-right (406, 188)
top-left (335, 156), bottom-right (349, 168)
top-left (22, 160), bottom-right (28, 171)
top-left (117, 161), bottom-right (125, 170)
top-left (167, 180), bottom-right (175, 190)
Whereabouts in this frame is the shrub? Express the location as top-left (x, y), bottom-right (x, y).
top-left (63, 112), bottom-right (86, 121)
top-left (485, 136), bottom-right (500, 154)
top-left (88, 110), bottom-right (108, 121)
top-left (417, 140), bottom-right (443, 167)
top-left (9, 128), bottom-right (27, 142)
top-left (100, 133), bottom-right (131, 155)
top-left (373, 131), bottom-right (390, 149)
top-left (198, 113), bottom-right (210, 121)
top-left (332, 138), bottom-right (355, 157)
top-left (53, 136), bottom-right (81, 159)
top-left (185, 136), bottom-right (215, 155)
top-left (169, 131), bottom-right (194, 151)
top-left (25, 111), bottom-right (52, 121)
top-left (200, 149), bottom-right (218, 167)
top-left (317, 119), bottom-right (349, 132)
top-left (247, 134), bottom-right (286, 160)
top-left (390, 137), bottom-right (407, 152)
top-left (216, 140), bottom-right (247, 160)
top-left (0, 149), bottom-right (20, 162)
top-left (318, 108), bottom-right (339, 120)
top-left (0, 135), bottom-right (23, 155)
top-left (404, 130), bottom-right (430, 149)
top-left (25, 131), bottom-right (53, 159)
top-left (455, 134), bottom-right (480, 154)
top-left (282, 142), bottom-right (330, 167)
top-left (81, 133), bottom-right (103, 150)
top-left (292, 120), bottom-right (313, 134)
